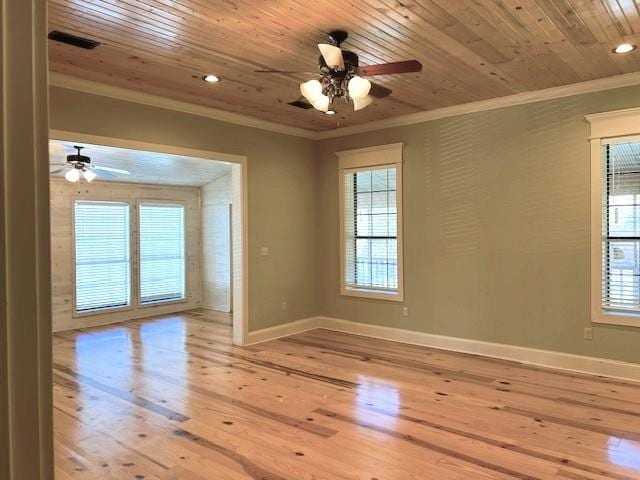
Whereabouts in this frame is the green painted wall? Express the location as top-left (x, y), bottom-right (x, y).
top-left (50, 82), bottom-right (640, 364)
top-left (49, 86), bottom-right (318, 331)
top-left (316, 85), bottom-right (640, 364)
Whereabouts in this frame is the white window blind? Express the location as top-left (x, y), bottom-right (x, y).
top-left (602, 141), bottom-right (640, 313)
top-left (74, 200), bottom-right (131, 313)
top-left (139, 202), bottom-right (186, 304)
top-left (343, 165), bottom-right (399, 294)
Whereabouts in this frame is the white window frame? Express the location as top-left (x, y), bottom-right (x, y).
top-left (136, 199), bottom-right (188, 308)
top-left (71, 196), bottom-right (190, 316)
top-left (587, 107), bottom-right (640, 327)
top-left (338, 143), bottom-right (404, 301)
top-left (72, 198), bottom-right (134, 317)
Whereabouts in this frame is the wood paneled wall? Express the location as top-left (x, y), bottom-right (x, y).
top-left (50, 178), bottom-right (202, 332)
top-left (202, 174), bottom-right (232, 312)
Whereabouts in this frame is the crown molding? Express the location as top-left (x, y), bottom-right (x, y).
top-left (48, 72), bottom-right (317, 139)
top-left (315, 70), bottom-right (640, 140)
top-left (51, 71), bottom-right (640, 142)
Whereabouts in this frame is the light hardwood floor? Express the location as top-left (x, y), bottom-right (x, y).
top-left (53, 309), bottom-right (640, 479)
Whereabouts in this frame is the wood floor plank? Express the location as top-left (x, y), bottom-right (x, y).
top-left (53, 309), bottom-right (640, 479)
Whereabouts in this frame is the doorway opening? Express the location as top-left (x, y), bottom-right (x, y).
top-left (49, 131), bottom-right (248, 343)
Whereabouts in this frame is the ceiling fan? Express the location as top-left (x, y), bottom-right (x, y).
top-left (50, 145), bottom-right (131, 183)
top-left (255, 30), bottom-right (422, 114)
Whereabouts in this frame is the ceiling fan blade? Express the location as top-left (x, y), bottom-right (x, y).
top-left (92, 165), bottom-right (131, 175)
top-left (358, 60), bottom-right (423, 76)
top-left (369, 82), bottom-right (392, 98)
top-left (255, 69), bottom-right (317, 74)
top-left (318, 43), bottom-right (345, 70)
top-left (94, 169), bottom-right (117, 179)
top-left (49, 167), bottom-right (67, 174)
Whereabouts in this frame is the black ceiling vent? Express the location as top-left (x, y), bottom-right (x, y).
top-left (48, 30), bottom-right (101, 50)
top-left (287, 99), bottom-right (313, 109)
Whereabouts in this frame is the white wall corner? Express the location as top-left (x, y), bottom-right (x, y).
top-left (244, 317), bottom-right (321, 345)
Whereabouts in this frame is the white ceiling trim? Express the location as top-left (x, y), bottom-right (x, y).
top-left (51, 71), bottom-right (640, 141)
top-left (49, 72), bottom-right (317, 139)
top-left (316, 71), bottom-right (640, 139)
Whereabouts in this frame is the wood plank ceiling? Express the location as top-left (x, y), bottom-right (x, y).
top-left (48, 0), bottom-right (640, 132)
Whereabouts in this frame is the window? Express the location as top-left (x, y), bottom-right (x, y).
top-left (601, 142), bottom-right (640, 314)
top-left (138, 202), bottom-right (186, 304)
top-left (588, 107), bottom-right (640, 327)
top-left (74, 200), bottom-right (131, 313)
top-left (338, 144), bottom-right (403, 301)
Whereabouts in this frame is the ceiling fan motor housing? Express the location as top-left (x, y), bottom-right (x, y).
top-left (319, 50), bottom-right (359, 103)
top-left (67, 145), bottom-right (91, 165)
top-left (328, 30), bottom-right (349, 46)
top-left (67, 153), bottom-right (91, 165)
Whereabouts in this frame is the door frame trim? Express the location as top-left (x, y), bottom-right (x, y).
top-left (49, 129), bottom-right (250, 345)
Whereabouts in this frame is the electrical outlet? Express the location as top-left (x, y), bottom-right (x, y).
top-left (281, 301), bottom-right (288, 312)
top-left (583, 327), bottom-right (593, 340)
top-left (260, 247), bottom-right (269, 257)
top-left (402, 306), bottom-right (409, 317)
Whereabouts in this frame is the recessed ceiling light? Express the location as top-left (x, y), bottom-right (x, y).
top-left (202, 74), bottom-right (220, 83)
top-left (613, 43), bottom-right (637, 54)
top-left (325, 110), bottom-right (336, 115)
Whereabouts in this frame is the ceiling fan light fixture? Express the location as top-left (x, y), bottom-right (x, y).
top-left (272, 31), bottom-right (422, 114)
top-left (318, 43), bottom-right (345, 70)
top-left (353, 95), bottom-right (373, 111)
top-left (311, 94), bottom-right (330, 112)
top-left (65, 168), bottom-right (81, 183)
top-left (348, 76), bottom-right (371, 99)
top-left (300, 79), bottom-right (323, 102)
top-left (83, 169), bottom-right (97, 182)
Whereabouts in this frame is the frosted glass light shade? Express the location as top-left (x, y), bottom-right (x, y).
top-left (348, 76), bottom-right (371, 99)
top-left (318, 43), bottom-right (345, 70)
top-left (311, 94), bottom-right (330, 112)
top-left (353, 95), bottom-right (373, 111)
top-left (300, 80), bottom-right (323, 102)
top-left (83, 169), bottom-right (97, 182)
top-left (65, 168), bottom-right (80, 182)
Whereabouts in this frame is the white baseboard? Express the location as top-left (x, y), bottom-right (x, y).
top-left (317, 317), bottom-right (640, 383)
top-left (245, 315), bottom-right (640, 382)
top-left (245, 317), bottom-right (320, 345)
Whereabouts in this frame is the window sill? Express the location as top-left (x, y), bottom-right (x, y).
top-left (138, 297), bottom-right (188, 309)
top-left (592, 310), bottom-right (640, 327)
top-left (73, 304), bottom-right (133, 318)
top-left (341, 287), bottom-right (403, 302)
